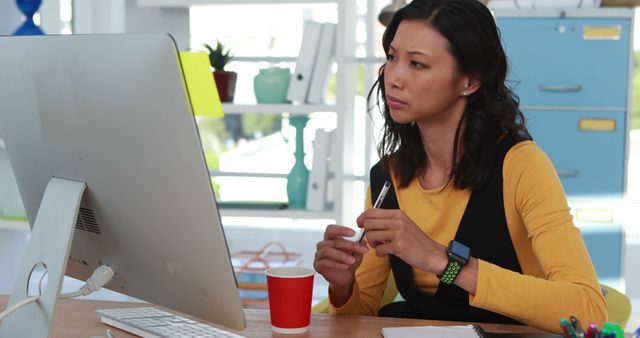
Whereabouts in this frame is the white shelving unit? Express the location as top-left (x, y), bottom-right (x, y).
top-left (135, 0), bottom-right (360, 225)
top-left (6, 0), bottom-right (363, 227)
top-left (137, 0), bottom-right (340, 6)
top-left (220, 103), bottom-right (337, 115)
top-left (219, 208), bottom-right (335, 219)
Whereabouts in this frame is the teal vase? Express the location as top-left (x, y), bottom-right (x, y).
top-left (287, 116), bottom-right (309, 209)
top-left (253, 67), bottom-right (291, 103)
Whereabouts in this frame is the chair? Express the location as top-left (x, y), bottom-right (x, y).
top-left (601, 284), bottom-right (632, 329)
top-left (312, 275), bottom-right (399, 314)
top-left (313, 278), bottom-right (632, 329)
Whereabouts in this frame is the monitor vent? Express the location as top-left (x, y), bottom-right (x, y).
top-left (75, 207), bottom-right (102, 234)
top-left (68, 255), bottom-right (88, 266)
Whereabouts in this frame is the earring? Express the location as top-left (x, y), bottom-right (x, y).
top-left (462, 82), bottom-right (470, 96)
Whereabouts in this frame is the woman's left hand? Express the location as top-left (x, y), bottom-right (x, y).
top-left (356, 208), bottom-right (448, 274)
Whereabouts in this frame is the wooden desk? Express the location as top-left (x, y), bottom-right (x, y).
top-left (0, 295), bottom-right (624, 337)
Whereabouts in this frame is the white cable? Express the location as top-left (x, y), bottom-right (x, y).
top-left (61, 290), bottom-right (84, 299)
top-left (60, 265), bottom-right (115, 299)
top-left (0, 265), bottom-right (114, 324)
top-left (89, 329), bottom-right (115, 338)
top-left (0, 295), bottom-right (39, 323)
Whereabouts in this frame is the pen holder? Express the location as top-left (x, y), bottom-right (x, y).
top-left (601, 322), bottom-right (624, 338)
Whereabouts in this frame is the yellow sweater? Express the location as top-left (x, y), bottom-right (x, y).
top-left (330, 141), bottom-right (607, 333)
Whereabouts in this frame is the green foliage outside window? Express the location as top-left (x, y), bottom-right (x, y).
top-left (199, 113), bottom-right (282, 172)
top-left (198, 113), bottom-right (282, 200)
top-left (199, 118), bottom-right (228, 171)
top-left (242, 113), bottom-right (282, 138)
top-left (325, 63), bottom-right (366, 103)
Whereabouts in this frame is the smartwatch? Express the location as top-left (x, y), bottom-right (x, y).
top-left (438, 240), bottom-right (471, 285)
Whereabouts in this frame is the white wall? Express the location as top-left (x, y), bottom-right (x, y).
top-left (626, 244), bottom-right (640, 298)
top-left (0, 0), bottom-right (22, 35)
top-left (39, 0), bottom-right (62, 34)
top-left (73, 0), bottom-right (126, 33)
top-left (0, 229), bottom-right (29, 294)
top-left (125, 0), bottom-right (190, 50)
top-left (73, 0), bottom-right (190, 50)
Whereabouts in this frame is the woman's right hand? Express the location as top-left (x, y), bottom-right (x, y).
top-left (313, 224), bottom-right (369, 305)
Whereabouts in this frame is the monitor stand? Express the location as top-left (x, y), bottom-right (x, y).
top-left (0, 177), bottom-right (86, 337)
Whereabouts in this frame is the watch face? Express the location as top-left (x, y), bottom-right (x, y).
top-left (449, 241), bottom-right (470, 263)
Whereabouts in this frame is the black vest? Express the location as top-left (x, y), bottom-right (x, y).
top-left (372, 138), bottom-right (523, 324)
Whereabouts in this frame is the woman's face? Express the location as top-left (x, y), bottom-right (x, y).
top-left (384, 20), bottom-right (469, 126)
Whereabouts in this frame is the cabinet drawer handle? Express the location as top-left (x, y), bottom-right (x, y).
top-left (557, 170), bottom-right (580, 177)
top-left (538, 85), bottom-right (582, 92)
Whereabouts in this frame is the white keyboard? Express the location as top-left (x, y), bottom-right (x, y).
top-left (96, 307), bottom-right (245, 338)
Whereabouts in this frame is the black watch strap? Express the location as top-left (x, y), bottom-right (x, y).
top-left (438, 240), bottom-right (470, 285)
top-left (439, 260), bottom-right (463, 284)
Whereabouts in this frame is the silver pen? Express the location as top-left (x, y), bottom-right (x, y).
top-left (356, 181), bottom-right (391, 243)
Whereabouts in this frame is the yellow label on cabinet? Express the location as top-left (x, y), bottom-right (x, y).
top-left (576, 209), bottom-right (614, 223)
top-left (579, 118), bottom-right (616, 132)
top-left (582, 25), bottom-right (622, 40)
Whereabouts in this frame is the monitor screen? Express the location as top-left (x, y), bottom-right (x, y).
top-left (0, 33), bottom-right (245, 332)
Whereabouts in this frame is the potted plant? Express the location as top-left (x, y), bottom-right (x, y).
top-left (204, 40), bottom-right (237, 103)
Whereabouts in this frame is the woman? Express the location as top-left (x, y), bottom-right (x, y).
top-left (312, 0), bottom-right (606, 333)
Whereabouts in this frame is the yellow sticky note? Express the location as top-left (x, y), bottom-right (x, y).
top-left (178, 51), bottom-right (223, 118)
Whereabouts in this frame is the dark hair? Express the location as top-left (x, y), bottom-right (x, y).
top-left (368, 0), bottom-right (530, 190)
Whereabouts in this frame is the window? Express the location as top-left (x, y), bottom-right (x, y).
top-left (189, 4), bottom-right (340, 205)
top-left (33, 0), bottom-right (73, 35)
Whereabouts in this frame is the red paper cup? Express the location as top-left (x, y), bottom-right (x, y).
top-left (265, 266), bottom-right (315, 334)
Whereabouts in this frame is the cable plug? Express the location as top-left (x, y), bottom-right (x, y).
top-left (80, 265), bottom-right (115, 296)
top-left (60, 265), bottom-right (115, 299)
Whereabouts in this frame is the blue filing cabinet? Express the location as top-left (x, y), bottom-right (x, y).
top-left (495, 9), bottom-right (633, 282)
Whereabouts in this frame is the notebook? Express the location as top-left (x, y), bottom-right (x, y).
top-left (488, 334), bottom-right (562, 338)
top-left (382, 324), bottom-right (488, 338)
top-left (381, 325), bottom-right (563, 338)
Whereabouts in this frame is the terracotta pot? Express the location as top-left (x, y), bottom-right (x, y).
top-left (213, 71), bottom-right (238, 103)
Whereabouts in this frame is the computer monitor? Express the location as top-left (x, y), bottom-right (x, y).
top-left (0, 33), bottom-right (246, 336)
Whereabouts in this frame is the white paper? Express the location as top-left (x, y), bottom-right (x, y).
top-left (382, 325), bottom-right (483, 338)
